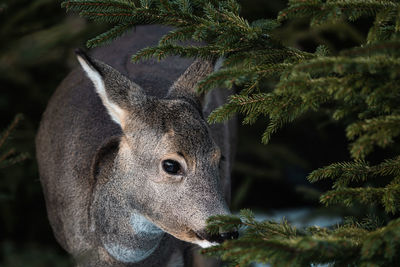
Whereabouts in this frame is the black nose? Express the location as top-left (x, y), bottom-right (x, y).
top-left (220, 231), bottom-right (239, 241)
top-left (196, 230), bottom-right (239, 243)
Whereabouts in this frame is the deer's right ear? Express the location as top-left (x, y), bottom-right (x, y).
top-left (75, 49), bottom-right (146, 128)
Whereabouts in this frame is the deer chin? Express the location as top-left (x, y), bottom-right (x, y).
top-left (167, 229), bottom-right (220, 248)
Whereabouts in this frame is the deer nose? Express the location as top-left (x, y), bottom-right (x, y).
top-left (220, 231), bottom-right (239, 241)
top-left (196, 230), bottom-right (239, 243)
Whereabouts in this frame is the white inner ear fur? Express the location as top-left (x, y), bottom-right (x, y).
top-left (77, 56), bottom-right (126, 127)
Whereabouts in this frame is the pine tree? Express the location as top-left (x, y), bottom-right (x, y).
top-left (61, 0), bottom-right (400, 266)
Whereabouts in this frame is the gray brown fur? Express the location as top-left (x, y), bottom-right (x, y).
top-left (36, 25), bottom-right (236, 266)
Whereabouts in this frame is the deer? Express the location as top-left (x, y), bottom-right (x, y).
top-left (36, 25), bottom-right (237, 266)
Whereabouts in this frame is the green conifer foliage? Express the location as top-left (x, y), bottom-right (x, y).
top-left (0, 115), bottom-right (28, 170)
top-left (0, 114), bottom-right (28, 201)
top-left (62, 0), bottom-right (400, 265)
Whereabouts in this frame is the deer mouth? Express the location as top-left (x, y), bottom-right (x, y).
top-left (168, 228), bottom-right (221, 248)
top-left (194, 231), bottom-right (204, 240)
top-left (193, 233), bottom-right (219, 248)
top-left (191, 230), bottom-right (221, 248)
top-left (171, 229), bottom-right (219, 248)
top-left (192, 228), bottom-right (239, 248)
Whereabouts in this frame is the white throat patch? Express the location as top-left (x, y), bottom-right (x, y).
top-left (104, 212), bottom-right (164, 263)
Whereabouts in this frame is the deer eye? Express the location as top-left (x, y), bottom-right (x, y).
top-left (162, 159), bottom-right (181, 175)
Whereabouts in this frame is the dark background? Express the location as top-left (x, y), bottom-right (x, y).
top-left (0, 0), bottom-right (367, 265)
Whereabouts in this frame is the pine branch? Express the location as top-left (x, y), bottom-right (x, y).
top-left (321, 185), bottom-right (400, 214)
top-left (207, 102), bottom-right (239, 123)
top-left (278, 0), bottom-right (399, 25)
top-left (132, 44), bottom-right (223, 62)
top-left (62, 0), bottom-right (134, 12)
top-left (0, 114), bottom-right (22, 148)
top-left (87, 23), bottom-right (134, 48)
top-left (204, 210), bottom-right (366, 266)
top-left (347, 115), bottom-right (400, 160)
top-left (158, 26), bottom-right (195, 45)
top-left (0, 114), bottom-right (29, 169)
top-left (308, 160), bottom-right (371, 187)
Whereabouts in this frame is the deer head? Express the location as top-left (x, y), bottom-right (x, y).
top-left (75, 50), bottom-right (237, 260)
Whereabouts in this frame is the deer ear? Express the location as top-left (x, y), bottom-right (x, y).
top-left (167, 59), bottom-right (215, 106)
top-left (75, 49), bottom-right (146, 127)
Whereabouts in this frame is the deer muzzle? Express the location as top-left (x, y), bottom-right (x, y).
top-left (194, 228), bottom-right (239, 244)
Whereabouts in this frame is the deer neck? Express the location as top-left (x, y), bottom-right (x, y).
top-left (103, 210), bottom-right (165, 263)
top-left (91, 174), bottom-right (165, 263)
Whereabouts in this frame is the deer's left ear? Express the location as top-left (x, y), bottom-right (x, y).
top-left (75, 49), bottom-right (146, 127)
top-left (167, 59), bottom-right (215, 107)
